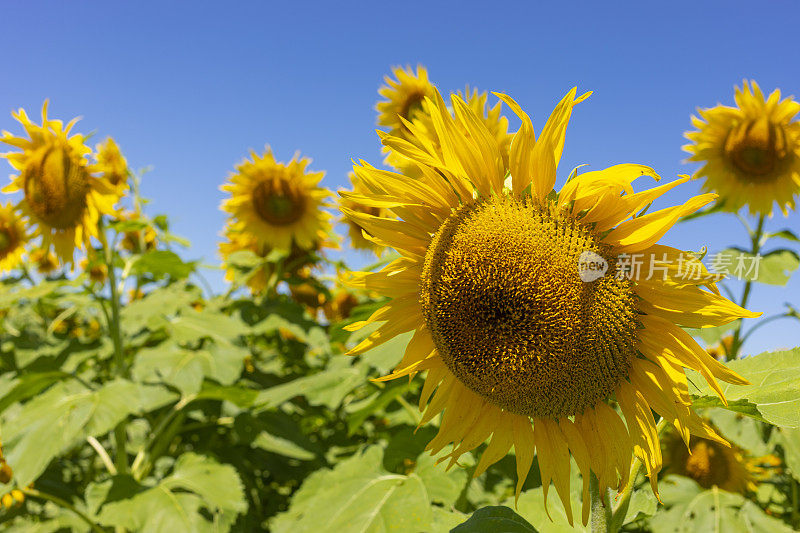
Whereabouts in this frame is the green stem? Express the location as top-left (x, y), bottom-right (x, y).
top-left (98, 218), bottom-right (129, 475)
top-left (590, 472), bottom-right (611, 532)
top-left (728, 214), bottom-right (765, 359)
top-left (21, 488), bottom-right (106, 533)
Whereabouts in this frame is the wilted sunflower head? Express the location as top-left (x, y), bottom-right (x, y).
top-left (663, 423), bottom-right (774, 494)
top-left (220, 148), bottom-right (333, 252)
top-left (376, 65), bottom-right (436, 132)
top-left (343, 86), bottom-right (758, 525)
top-left (1, 102), bottom-right (120, 264)
top-left (684, 80), bottom-right (800, 216)
top-left (93, 137), bottom-right (129, 195)
top-left (0, 203), bottom-right (27, 274)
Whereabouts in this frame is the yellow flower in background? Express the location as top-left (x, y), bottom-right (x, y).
top-left (376, 65), bottom-right (436, 132)
top-left (684, 81), bottom-right (800, 216)
top-left (0, 102), bottom-right (120, 264)
top-left (0, 489), bottom-right (24, 510)
top-left (94, 137), bottom-right (129, 195)
top-left (116, 211), bottom-right (157, 253)
top-left (339, 172), bottom-right (386, 253)
top-left (220, 148), bottom-right (332, 252)
top-left (219, 227), bottom-right (272, 294)
top-left (663, 426), bottom-right (776, 494)
top-left (0, 203), bottom-right (27, 274)
top-left (29, 247), bottom-right (59, 275)
top-left (343, 87), bottom-right (758, 525)
top-left (383, 85), bottom-right (512, 175)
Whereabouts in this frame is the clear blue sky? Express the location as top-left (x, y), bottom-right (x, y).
top-left (2, 1), bottom-right (799, 354)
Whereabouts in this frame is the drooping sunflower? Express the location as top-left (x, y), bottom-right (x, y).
top-left (684, 80), bottom-right (800, 216)
top-left (339, 172), bottom-right (386, 253)
top-left (93, 137), bottom-right (130, 196)
top-left (220, 148), bottom-right (333, 252)
top-left (0, 202), bottom-right (27, 274)
top-left (343, 88), bottom-right (758, 525)
top-left (662, 424), bottom-right (776, 494)
top-left (1, 102), bottom-right (120, 263)
top-left (376, 66), bottom-right (436, 132)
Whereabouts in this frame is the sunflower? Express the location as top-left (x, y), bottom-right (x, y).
top-left (662, 424), bottom-right (775, 494)
top-left (342, 88), bottom-right (758, 525)
top-left (376, 65), bottom-right (436, 132)
top-left (1, 102), bottom-right (120, 263)
top-left (0, 202), bottom-right (27, 274)
top-left (219, 224), bottom-right (324, 295)
top-left (219, 226), bottom-right (272, 295)
top-left (383, 86), bottom-right (513, 175)
top-left (684, 80), bottom-right (800, 216)
top-left (93, 137), bottom-right (129, 196)
top-left (339, 172), bottom-right (386, 253)
top-left (220, 148), bottom-right (332, 252)
top-left (29, 247), bottom-right (59, 275)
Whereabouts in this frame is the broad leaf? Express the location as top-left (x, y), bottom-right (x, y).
top-left (271, 446), bottom-right (434, 533)
top-left (688, 348), bottom-right (800, 428)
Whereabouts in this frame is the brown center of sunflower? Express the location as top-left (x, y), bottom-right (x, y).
top-left (24, 146), bottom-right (90, 230)
top-left (400, 93), bottom-right (426, 123)
top-left (252, 180), bottom-right (306, 226)
top-left (0, 227), bottom-right (16, 255)
top-left (681, 439), bottom-right (730, 488)
top-left (419, 197), bottom-right (639, 418)
top-left (724, 117), bottom-right (788, 179)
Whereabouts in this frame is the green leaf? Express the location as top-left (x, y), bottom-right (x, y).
top-left (195, 382), bottom-right (259, 407)
top-left (132, 342), bottom-right (246, 395)
top-left (2, 379), bottom-right (176, 485)
top-left (271, 446), bottom-right (434, 533)
top-left (169, 308), bottom-right (250, 346)
top-left (130, 250), bottom-right (196, 279)
top-left (715, 248), bottom-right (799, 286)
top-left (768, 229), bottom-right (800, 243)
top-left (688, 348), bottom-right (800, 428)
top-left (451, 506), bottom-right (539, 533)
top-left (96, 453), bottom-right (247, 531)
top-left (255, 358), bottom-right (367, 410)
top-left (652, 475), bottom-right (794, 533)
top-left (346, 380), bottom-right (410, 435)
top-left (413, 450), bottom-right (470, 505)
top-left (0, 371), bottom-right (71, 415)
top-left (120, 281), bottom-right (202, 337)
top-left (775, 427), bottom-right (800, 483)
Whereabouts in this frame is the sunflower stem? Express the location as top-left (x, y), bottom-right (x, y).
top-left (98, 218), bottom-right (129, 476)
top-left (589, 472), bottom-right (611, 532)
top-left (21, 487), bottom-right (106, 533)
top-left (728, 214), bottom-right (765, 359)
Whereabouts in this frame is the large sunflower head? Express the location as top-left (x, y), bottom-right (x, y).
top-left (220, 148), bottom-right (332, 252)
top-left (343, 87), bottom-right (758, 525)
top-left (93, 137), bottom-right (130, 196)
top-left (663, 423), bottom-right (775, 494)
top-left (1, 102), bottom-right (120, 264)
top-left (376, 65), bottom-right (436, 132)
top-left (684, 80), bottom-right (800, 216)
top-left (0, 202), bottom-right (27, 274)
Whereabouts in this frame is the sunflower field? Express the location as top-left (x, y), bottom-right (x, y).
top-left (0, 65), bottom-right (799, 533)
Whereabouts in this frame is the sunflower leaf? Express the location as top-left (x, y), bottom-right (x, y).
top-left (688, 348), bottom-right (800, 428)
top-left (451, 506), bottom-right (539, 533)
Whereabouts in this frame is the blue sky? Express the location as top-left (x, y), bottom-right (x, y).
top-left (1, 1), bottom-right (799, 354)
